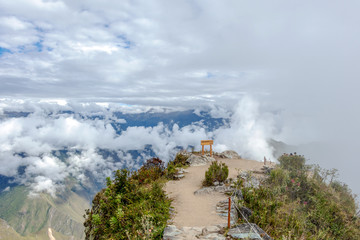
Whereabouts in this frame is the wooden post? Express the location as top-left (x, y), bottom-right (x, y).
top-left (201, 140), bottom-right (214, 156)
top-left (228, 197), bottom-right (231, 228)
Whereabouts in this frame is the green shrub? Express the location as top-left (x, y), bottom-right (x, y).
top-left (84, 164), bottom-right (171, 239)
top-left (239, 154), bottom-right (360, 239)
top-left (165, 164), bottom-right (177, 180)
top-left (203, 161), bottom-right (229, 186)
top-left (131, 158), bottom-right (165, 184)
top-left (165, 153), bottom-right (189, 180)
top-left (278, 153), bottom-right (306, 173)
top-left (172, 153), bottom-right (189, 167)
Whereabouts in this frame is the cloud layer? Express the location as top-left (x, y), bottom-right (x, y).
top-left (0, 1), bottom-right (358, 107)
top-left (0, 97), bottom-right (278, 196)
top-left (1, 1), bottom-right (360, 197)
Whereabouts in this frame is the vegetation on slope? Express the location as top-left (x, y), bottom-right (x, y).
top-left (0, 185), bottom-right (89, 240)
top-left (83, 156), bottom-right (188, 239)
top-left (0, 218), bottom-right (71, 240)
top-left (238, 154), bottom-right (360, 239)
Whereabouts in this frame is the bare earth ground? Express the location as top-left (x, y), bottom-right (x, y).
top-left (164, 156), bottom-right (272, 228)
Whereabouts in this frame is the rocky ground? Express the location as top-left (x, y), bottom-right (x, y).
top-left (163, 151), bottom-right (274, 240)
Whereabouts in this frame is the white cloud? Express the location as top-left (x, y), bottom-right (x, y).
top-left (214, 96), bottom-right (275, 161)
top-left (30, 176), bottom-right (57, 197)
top-left (0, 98), bottom-right (279, 195)
top-left (0, 16), bottom-right (30, 31)
top-left (0, 0), bottom-right (359, 196)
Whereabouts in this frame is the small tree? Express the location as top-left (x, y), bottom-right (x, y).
top-left (203, 161), bottom-right (229, 186)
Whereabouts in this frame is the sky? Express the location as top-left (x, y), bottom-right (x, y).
top-left (0, 0), bottom-right (360, 196)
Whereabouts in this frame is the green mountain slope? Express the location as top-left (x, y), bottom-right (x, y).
top-left (0, 186), bottom-right (90, 240)
top-left (0, 218), bottom-right (25, 240)
top-left (0, 219), bottom-right (79, 240)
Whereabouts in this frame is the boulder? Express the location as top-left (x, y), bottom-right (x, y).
top-left (219, 150), bottom-right (240, 159)
top-left (173, 174), bottom-right (184, 180)
top-left (194, 185), bottom-right (233, 195)
top-left (239, 206), bottom-right (252, 219)
top-left (163, 225), bottom-right (182, 239)
top-left (227, 223), bottom-right (272, 240)
top-left (186, 154), bottom-right (215, 166)
top-left (163, 224), bottom-right (226, 240)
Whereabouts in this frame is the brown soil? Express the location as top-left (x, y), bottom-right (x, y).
top-left (164, 155), bottom-right (273, 228)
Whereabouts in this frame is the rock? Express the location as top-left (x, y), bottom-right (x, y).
top-left (203, 233), bottom-right (226, 239)
top-left (219, 150), bottom-right (240, 159)
top-left (179, 151), bottom-right (192, 157)
top-left (233, 189), bottom-right (243, 200)
top-left (216, 199), bottom-right (238, 222)
top-left (163, 225), bottom-right (182, 239)
top-left (237, 171), bottom-right (249, 179)
top-left (176, 167), bottom-right (189, 174)
top-left (194, 187), bottom-right (215, 195)
top-left (213, 181), bottom-right (220, 186)
top-left (186, 154), bottom-right (215, 166)
top-left (194, 185), bottom-right (233, 195)
top-left (244, 177), bottom-right (260, 188)
top-left (186, 154), bottom-right (216, 166)
top-left (227, 223), bottom-right (272, 240)
top-left (239, 206), bottom-right (252, 219)
top-left (172, 168), bottom-right (188, 180)
top-left (206, 156), bottom-right (216, 162)
top-left (164, 225), bottom-right (226, 239)
top-left (181, 226), bottom-right (202, 232)
top-left (174, 174), bottom-right (184, 179)
top-left (261, 166), bottom-right (274, 174)
top-left (205, 225), bottom-right (221, 232)
top-left (237, 171), bottom-right (260, 188)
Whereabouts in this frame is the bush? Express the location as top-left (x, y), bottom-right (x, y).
top-left (84, 162), bottom-right (171, 239)
top-left (172, 153), bottom-right (189, 167)
top-left (203, 161), bottom-right (229, 186)
top-left (165, 164), bottom-right (177, 180)
top-left (131, 158), bottom-right (165, 184)
top-left (278, 153), bottom-right (306, 173)
top-left (239, 153), bottom-right (360, 239)
top-left (165, 153), bottom-right (189, 180)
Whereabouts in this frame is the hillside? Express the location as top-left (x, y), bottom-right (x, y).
top-left (0, 186), bottom-right (89, 240)
top-left (84, 151), bottom-right (360, 239)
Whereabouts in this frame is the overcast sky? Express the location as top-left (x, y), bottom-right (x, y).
top-left (0, 0), bottom-right (357, 106)
top-left (0, 1), bottom-right (360, 196)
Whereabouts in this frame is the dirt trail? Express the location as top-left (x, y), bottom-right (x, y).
top-left (47, 228), bottom-right (56, 240)
top-left (164, 156), bottom-right (267, 228)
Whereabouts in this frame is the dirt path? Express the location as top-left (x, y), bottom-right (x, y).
top-left (164, 156), bottom-right (268, 228)
top-left (47, 228), bottom-right (56, 240)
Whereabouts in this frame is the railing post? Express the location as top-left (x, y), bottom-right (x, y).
top-left (228, 197), bottom-right (231, 229)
